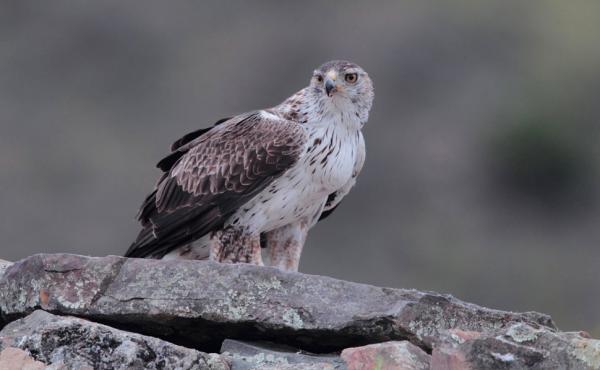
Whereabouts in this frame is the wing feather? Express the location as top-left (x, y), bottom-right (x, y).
top-left (156, 116), bottom-right (232, 172)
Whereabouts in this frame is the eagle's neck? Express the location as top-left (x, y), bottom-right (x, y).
top-left (274, 88), bottom-right (364, 130)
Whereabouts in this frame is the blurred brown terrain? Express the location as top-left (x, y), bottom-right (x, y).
top-left (1, 1), bottom-right (599, 335)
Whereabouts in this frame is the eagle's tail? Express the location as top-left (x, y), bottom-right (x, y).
top-left (125, 205), bottom-right (224, 259)
top-left (126, 226), bottom-right (212, 260)
top-left (124, 226), bottom-right (161, 258)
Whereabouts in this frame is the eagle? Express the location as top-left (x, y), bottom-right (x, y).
top-left (125, 60), bottom-right (374, 271)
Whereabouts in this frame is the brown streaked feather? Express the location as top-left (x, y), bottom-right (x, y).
top-left (156, 117), bottom-right (232, 172)
top-left (171, 117), bottom-right (231, 151)
top-left (125, 111), bottom-right (307, 258)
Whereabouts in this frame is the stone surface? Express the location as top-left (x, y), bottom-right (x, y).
top-left (221, 339), bottom-right (345, 370)
top-left (341, 341), bottom-right (430, 370)
top-left (0, 254), bottom-right (555, 353)
top-left (0, 259), bottom-right (11, 280)
top-left (0, 310), bottom-right (230, 370)
top-left (0, 259), bottom-right (13, 329)
top-left (430, 324), bottom-right (600, 369)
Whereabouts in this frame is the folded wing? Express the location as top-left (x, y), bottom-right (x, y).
top-left (125, 111), bottom-right (307, 258)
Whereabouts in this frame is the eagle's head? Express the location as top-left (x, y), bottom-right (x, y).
top-left (311, 60), bottom-right (374, 123)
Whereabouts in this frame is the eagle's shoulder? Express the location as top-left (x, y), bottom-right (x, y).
top-left (167, 110), bottom-right (307, 200)
top-left (155, 117), bottom-right (231, 173)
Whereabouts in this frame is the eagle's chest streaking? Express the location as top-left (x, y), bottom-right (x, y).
top-left (228, 111), bottom-right (363, 233)
top-left (304, 119), bottom-right (359, 191)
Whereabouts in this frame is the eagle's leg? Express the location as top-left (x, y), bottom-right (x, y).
top-left (264, 221), bottom-right (309, 272)
top-left (210, 227), bottom-right (263, 265)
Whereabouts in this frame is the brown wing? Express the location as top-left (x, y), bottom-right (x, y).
top-left (155, 116), bottom-right (232, 172)
top-left (125, 111), bottom-right (307, 258)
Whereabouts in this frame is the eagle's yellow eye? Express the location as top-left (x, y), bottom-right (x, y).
top-left (344, 73), bottom-right (358, 83)
top-left (316, 75), bottom-right (323, 83)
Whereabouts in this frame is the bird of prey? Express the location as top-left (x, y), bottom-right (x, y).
top-left (125, 60), bottom-right (374, 271)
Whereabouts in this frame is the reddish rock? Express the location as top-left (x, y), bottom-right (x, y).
top-left (341, 341), bottom-right (430, 370)
top-left (0, 347), bottom-right (46, 370)
top-left (431, 346), bottom-right (471, 370)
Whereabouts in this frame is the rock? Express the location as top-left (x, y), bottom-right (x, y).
top-left (221, 339), bottom-right (345, 370)
top-left (0, 259), bottom-right (13, 329)
top-left (1, 254), bottom-right (597, 369)
top-left (0, 259), bottom-right (11, 279)
top-left (0, 347), bottom-right (46, 370)
top-left (0, 310), bottom-right (230, 370)
top-left (341, 341), bottom-right (430, 370)
top-left (430, 324), bottom-right (600, 369)
top-left (0, 254), bottom-right (555, 354)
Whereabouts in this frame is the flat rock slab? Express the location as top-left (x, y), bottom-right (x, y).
top-left (0, 254), bottom-right (555, 353)
top-left (0, 310), bottom-right (230, 370)
top-left (221, 339), bottom-right (345, 369)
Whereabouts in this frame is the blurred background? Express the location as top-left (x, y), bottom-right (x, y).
top-left (1, 1), bottom-right (599, 335)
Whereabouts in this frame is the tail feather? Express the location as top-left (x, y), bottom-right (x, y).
top-left (125, 206), bottom-right (224, 258)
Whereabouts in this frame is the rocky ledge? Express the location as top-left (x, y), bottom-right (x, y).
top-left (0, 254), bottom-right (598, 369)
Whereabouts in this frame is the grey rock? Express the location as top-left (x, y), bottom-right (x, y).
top-left (0, 254), bottom-right (556, 354)
top-left (430, 325), bottom-right (600, 369)
top-left (0, 310), bottom-right (230, 370)
top-left (0, 259), bottom-right (11, 280)
top-left (221, 339), bottom-right (345, 370)
top-left (0, 259), bottom-right (13, 329)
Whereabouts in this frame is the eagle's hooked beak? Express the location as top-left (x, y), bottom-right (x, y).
top-left (325, 79), bottom-right (336, 97)
top-left (324, 70), bottom-right (338, 97)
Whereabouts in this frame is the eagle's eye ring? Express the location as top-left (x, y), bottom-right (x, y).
top-left (344, 73), bottom-right (358, 83)
top-left (316, 75), bottom-right (323, 83)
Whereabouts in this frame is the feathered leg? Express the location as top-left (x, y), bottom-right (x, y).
top-left (210, 227), bottom-right (263, 265)
top-left (264, 221), bottom-right (309, 272)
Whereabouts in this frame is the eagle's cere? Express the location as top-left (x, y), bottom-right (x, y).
top-left (125, 60), bottom-right (374, 271)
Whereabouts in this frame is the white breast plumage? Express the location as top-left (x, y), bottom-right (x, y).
top-left (228, 113), bottom-right (362, 234)
top-left (303, 119), bottom-right (359, 193)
